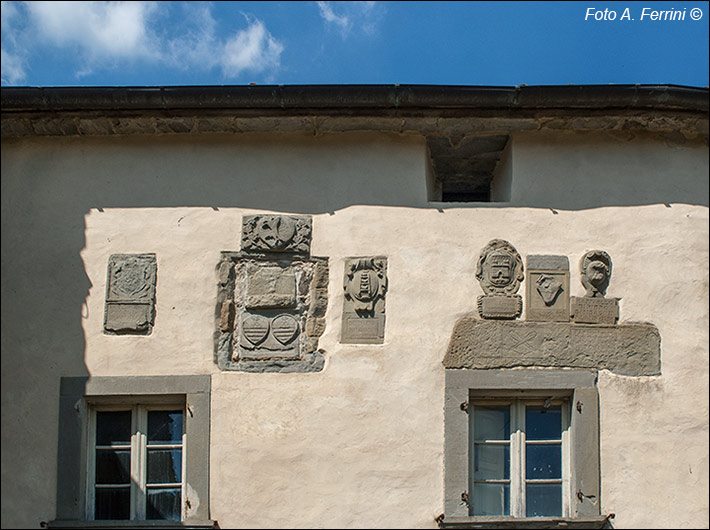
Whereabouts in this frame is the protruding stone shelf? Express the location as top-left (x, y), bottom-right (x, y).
top-left (443, 317), bottom-right (660, 376)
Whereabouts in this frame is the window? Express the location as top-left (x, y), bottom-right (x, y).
top-left (50, 376), bottom-right (214, 529)
top-left (470, 398), bottom-right (570, 518)
top-left (90, 406), bottom-right (185, 521)
top-left (442, 370), bottom-right (608, 529)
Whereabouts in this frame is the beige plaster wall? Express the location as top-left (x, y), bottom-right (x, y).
top-left (1, 131), bottom-right (708, 529)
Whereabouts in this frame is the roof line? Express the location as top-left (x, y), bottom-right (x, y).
top-left (2, 84), bottom-right (708, 114)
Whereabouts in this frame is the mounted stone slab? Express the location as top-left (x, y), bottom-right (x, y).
top-left (341, 257), bottom-right (388, 344)
top-left (104, 253), bottom-right (157, 334)
top-left (443, 317), bottom-right (660, 376)
top-left (571, 250), bottom-right (620, 324)
top-left (526, 255), bottom-right (570, 322)
top-left (475, 239), bottom-right (524, 320)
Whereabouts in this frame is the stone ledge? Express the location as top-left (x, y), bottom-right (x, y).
top-left (437, 515), bottom-right (613, 529)
top-left (443, 317), bottom-right (660, 376)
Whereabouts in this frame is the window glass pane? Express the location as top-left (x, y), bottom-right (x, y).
top-left (95, 449), bottom-right (131, 484)
top-left (525, 406), bottom-right (561, 440)
top-left (473, 405), bottom-right (510, 440)
top-left (526, 444), bottom-right (561, 479)
top-left (526, 483), bottom-right (562, 517)
top-left (472, 482), bottom-right (509, 516)
top-left (147, 488), bottom-right (182, 520)
top-left (147, 449), bottom-right (182, 484)
top-left (148, 410), bottom-right (183, 444)
top-left (474, 444), bottom-right (510, 480)
top-left (95, 487), bottom-right (130, 520)
top-left (96, 411), bottom-right (131, 445)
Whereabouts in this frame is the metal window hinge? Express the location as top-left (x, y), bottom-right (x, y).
top-left (576, 401), bottom-right (583, 413)
top-left (577, 489), bottom-right (597, 503)
top-left (460, 401), bottom-right (469, 413)
top-left (461, 491), bottom-right (469, 506)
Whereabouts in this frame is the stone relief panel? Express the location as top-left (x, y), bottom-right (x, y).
top-left (241, 214), bottom-right (312, 254)
top-left (475, 239), bottom-right (524, 319)
top-left (104, 253), bottom-right (157, 334)
top-left (341, 257), bottom-right (388, 344)
top-left (215, 214), bottom-right (327, 372)
top-left (571, 250), bottom-right (620, 324)
top-left (525, 255), bottom-right (570, 322)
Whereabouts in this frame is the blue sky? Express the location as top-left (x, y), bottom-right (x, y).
top-left (1, 1), bottom-right (708, 87)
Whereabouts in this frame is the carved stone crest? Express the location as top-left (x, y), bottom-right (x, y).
top-left (104, 253), bottom-right (157, 334)
top-left (341, 257), bottom-right (388, 343)
top-left (241, 214), bottom-right (311, 254)
top-left (215, 214), bottom-right (328, 372)
top-left (525, 255), bottom-right (570, 322)
top-left (476, 240), bottom-right (523, 319)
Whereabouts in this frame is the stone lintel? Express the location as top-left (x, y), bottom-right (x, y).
top-left (443, 317), bottom-right (660, 376)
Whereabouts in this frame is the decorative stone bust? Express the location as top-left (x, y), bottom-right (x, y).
top-left (571, 250), bottom-right (619, 324)
top-left (580, 250), bottom-right (612, 298)
top-left (475, 239), bottom-right (524, 319)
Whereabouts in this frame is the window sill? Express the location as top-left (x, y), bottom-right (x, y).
top-left (46, 521), bottom-right (218, 530)
top-left (436, 515), bottom-right (613, 529)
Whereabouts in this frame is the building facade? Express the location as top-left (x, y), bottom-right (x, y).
top-left (1, 85), bottom-right (708, 529)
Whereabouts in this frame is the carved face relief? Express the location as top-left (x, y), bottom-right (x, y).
top-left (476, 240), bottom-right (524, 295)
top-left (580, 250), bottom-right (612, 298)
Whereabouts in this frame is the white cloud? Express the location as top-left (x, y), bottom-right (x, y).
top-left (317, 1), bottom-right (350, 32)
top-left (317, 1), bottom-right (380, 37)
top-left (0, 1), bottom-right (285, 84)
top-left (1, 47), bottom-right (26, 85)
top-left (221, 17), bottom-right (284, 78)
top-left (23, 1), bottom-right (160, 60)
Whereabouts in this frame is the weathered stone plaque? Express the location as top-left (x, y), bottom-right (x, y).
top-left (571, 250), bottom-right (619, 324)
top-left (475, 239), bottom-right (523, 320)
top-left (104, 253), bottom-right (157, 334)
top-left (341, 257), bottom-right (387, 344)
top-left (241, 214), bottom-right (311, 254)
top-left (215, 214), bottom-right (328, 372)
top-left (571, 297), bottom-right (619, 325)
top-left (526, 255), bottom-right (570, 322)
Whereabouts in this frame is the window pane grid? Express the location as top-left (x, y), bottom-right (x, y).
top-left (91, 406), bottom-right (184, 521)
top-left (471, 398), bottom-right (568, 519)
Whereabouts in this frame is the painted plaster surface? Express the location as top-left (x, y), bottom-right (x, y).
top-left (1, 131), bottom-right (708, 529)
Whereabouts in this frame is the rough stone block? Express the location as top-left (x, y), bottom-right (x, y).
top-left (245, 265), bottom-right (296, 308)
top-left (443, 317), bottom-right (660, 375)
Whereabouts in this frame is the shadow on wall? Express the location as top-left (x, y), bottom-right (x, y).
top-left (0, 158), bottom-right (91, 528)
top-left (2, 133), bottom-right (707, 216)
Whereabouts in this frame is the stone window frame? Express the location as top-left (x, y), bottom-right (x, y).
top-left (441, 369), bottom-right (611, 529)
top-left (49, 376), bottom-right (215, 529)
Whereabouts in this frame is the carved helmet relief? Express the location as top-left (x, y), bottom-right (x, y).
top-left (241, 214), bottom-right (312, 253)
top-left (475, 239), bottom-right (524, 295)
top-left (580, 250), bottom-right (612, 298)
